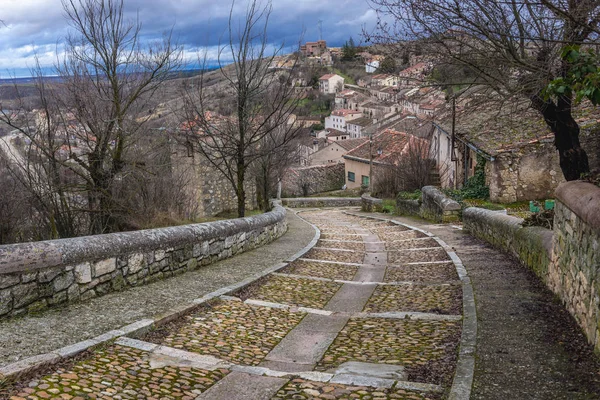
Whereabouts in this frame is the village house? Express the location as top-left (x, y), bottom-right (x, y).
top-left (319, 74), bottom-right (345, 94)
top-left (300, 40), bottom-right (327, 57)
top-left (431, 100), bottom-right (600, 202)
top-left (370, 74), bottom-right (399, 87)
top-left (325, 128), bottom-right (350, 142)
top-left (398, 62), bottom-right (430, 88)
top-left (324, 109), bottom-right (363, 131)
top-left (345, 117), bottom-right (373, 138)
top-left (343, 129), bottom-right (430, 190)
top-left (334, 89), bottom-right (358, 109)
top-left (309, 137), bottom-right (369, 165)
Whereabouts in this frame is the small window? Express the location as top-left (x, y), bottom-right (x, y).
top-left (362, 175), bottom-right (369, 186)
top-left (348, 171), bottom-right (355, 182)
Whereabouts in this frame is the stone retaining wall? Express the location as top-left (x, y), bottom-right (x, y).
top-left (361, 194), bottom-right (383, 212)
top-left (464, 181), bottom-right (600, 353)
top-left (282, 197), bottom-right (362, 208)
top-left (0, 204), bottom-right (287, 319)
top-left (463, 208), bottom-right (553, 278)
top-left (550, 182), bottom-right (600, 353)
top-left (396, 198), bottom-right (421, 217)
top-left (420, 186), bottom-right (461, 223)
top-left (282, 164), bottom-right (345, 197)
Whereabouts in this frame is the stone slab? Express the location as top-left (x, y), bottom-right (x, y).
top-left (353, 267), bottom-right (386, 282)
top-left (264, 329), bottom-right (338, 365)
top-left (195, 371), bottom-right (288, 400)
top-left (324, 283), bottom-right (376, 312)
top-left (257, 360), bottom-right (315, 373)
top-left (330, 373), bottom-right (395, 388)
top-left (363, 252), bottom-right (387, 266)
top-left (330, 361), bottom-right (406, 380)
top-left (293, 314), bottom-right (349, 333)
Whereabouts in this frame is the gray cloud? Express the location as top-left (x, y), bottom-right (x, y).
top-left (0, 0), bottom-right (377, 77)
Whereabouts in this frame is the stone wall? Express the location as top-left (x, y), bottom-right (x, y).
top-left (463, 207), bottom-right (553, 278)
top-left (550, 182), bottom-right (600, 353)
top-left (396, 198), bottom-right (421, 217)
top-left (361, 194), bottom-right (383, 212)
top-left (282, 163), bottom-right (345, 197)
top-left (464, 181), bottom-right (600, 353)
top-left (173, 146), bottom-right (257, 218)
top-left (282, 197), bottom-right (362, 208)
top-left (485, 145), bottom-right (564, 204)
top-left (0, 204), bottom-right (287, 319)
top-left (421, 186), bottom-right (461, 223)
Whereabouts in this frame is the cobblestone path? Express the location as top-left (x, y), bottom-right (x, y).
top-left (4, 210), bottom-right (469, 400)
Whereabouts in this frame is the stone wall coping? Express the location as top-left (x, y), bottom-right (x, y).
top-left (0, 204), bottom-right (286, 276)
top-left (422, 186), bottom-right (461, 211)
top-left (555, 181), bottom-right (600, 230)
top-left (361, 194), bottom-right (383, 204)
top-left (283, 197), bottom-right (362, 201)
top-left (463, 207), bottom-right (524, 228)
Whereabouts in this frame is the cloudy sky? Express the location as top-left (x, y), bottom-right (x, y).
top-left (0, 0), bottom-right (379, 78)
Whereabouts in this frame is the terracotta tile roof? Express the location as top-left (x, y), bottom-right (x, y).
top-left (346, 117), bottom-right (373, 127)
top-left (332, 109), bottom-right (363, 117)
top-left (326, 128), bottom-right (347, 137)
top-left (343, 129), bottom-right (430, 164)
top-left (337, 137), bottom-right (369, 151)
top-left (320, 74), bottom-right (339, 80)
top-left (435, 98), bottom-right (600, 156)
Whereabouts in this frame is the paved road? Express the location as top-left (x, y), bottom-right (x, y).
top-left (3, 210), bottom-right (467, 399)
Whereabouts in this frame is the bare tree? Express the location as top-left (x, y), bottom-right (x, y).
top-left (1, 0), bottom-right (182, 235)
top-left (182, 0), bottom-right (302, 217)
top-left (367, 0), bottom-right (600, 180)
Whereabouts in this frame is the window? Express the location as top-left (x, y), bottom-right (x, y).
top-left (348, 171), bottom-right (355, 182)
top-left (362, 175), bottom-right (369, 186)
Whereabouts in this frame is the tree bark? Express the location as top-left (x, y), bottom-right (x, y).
top-left (531, 95), bottom-right (590, 181)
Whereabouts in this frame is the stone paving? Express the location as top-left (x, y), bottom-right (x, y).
top-left (363, 284), bottom-right (462, 315)
top-left (155, 300), bottom-right (305, 366)
top-left (282, 260), bottom-right (359, 281)
top-left (384, 263), bottom-right (458, 283)
top-left (3, 209), bottom-right (467, 400)
top-left (10, 344), bottom-right (229, 399)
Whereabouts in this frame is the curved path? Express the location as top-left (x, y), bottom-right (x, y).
top-left (3, 210), bottom-right (472, 400)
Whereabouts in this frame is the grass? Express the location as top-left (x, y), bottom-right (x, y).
top-left (308, 188), bottom-right (362, 198)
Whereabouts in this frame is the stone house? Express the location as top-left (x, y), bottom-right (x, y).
top-left (300, 40), bottom-right (327, 57)
top-left (370, 74), bottom-right (399, 87)
top-left (325, 128), bottom-right (350, 142)
top-left (343, 129), bottom-right (430, 189)
top-left (398, 62), bottom-right (430, 87)
top-left (432, 101), bottom-right (600, 202)
top-left (319, 74), bottom-right (345, 94)
top-left (309, 138), bottom-right (369, 165)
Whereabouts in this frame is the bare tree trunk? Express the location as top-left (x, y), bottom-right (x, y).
top-left (531, 95), bottom-right (590, 181)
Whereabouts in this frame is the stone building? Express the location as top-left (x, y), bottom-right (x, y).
top-left (433, 101), bottom-right (600, 202)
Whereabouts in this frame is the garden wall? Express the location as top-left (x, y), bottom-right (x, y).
top-left (361, 194), bottom-right (383, 212)
top-left (464, 180), bottom-right (600, 353)
top-left (0, 204), bottom-right (287, 319)
top-left (281, 163), bottom-right (345, 197)
top-left (282, 197), bottom-right (361, 208)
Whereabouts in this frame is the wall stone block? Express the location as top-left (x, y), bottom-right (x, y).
top-left (0, 203), bottom-right (287, 319)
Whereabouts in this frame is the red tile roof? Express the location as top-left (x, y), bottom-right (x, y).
top-left (344, 129), bottom-right (430, 164)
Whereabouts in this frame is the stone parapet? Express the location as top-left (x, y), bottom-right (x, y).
top-left (421, 186), bottom-right (461, 223)
top-left (282, 197), bottom-right (362, 208)
top-left (0, 204), bottom-right (287, 319)
top-left (361, 194), bottom-right (383, 212)
top-left (464, 181), bottom-right (600, 354)
top-left (396, 198), bottom-right (421, 217)
top-left (551, 181), bottom-right (600, 353)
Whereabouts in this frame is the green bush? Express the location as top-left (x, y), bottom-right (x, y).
top-left (396, 190), bottom-right (422, 200)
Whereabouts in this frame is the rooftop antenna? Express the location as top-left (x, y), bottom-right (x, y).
top-left (318, 20), bottom-right (323, 41)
